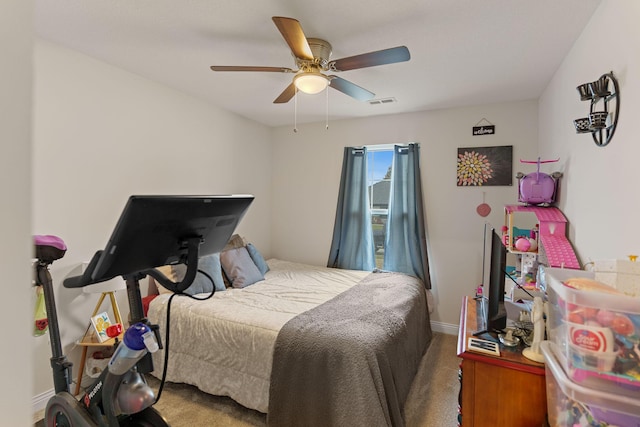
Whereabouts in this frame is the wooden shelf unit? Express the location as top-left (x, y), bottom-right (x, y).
top-left (74, 291), bottom-right (123, 396)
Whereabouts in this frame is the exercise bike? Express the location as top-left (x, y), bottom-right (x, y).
top-left (35, 195), bottom-right (253, 426)
top-left (35, 234), bottom-right (169, 427)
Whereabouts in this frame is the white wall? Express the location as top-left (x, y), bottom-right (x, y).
top-left (539, 0), bottom-right (640, 262)
top-left (28, 0), bottom-right (638, 410)
top-left (31, 40), bottom-right (273, 398)
top-left (1, 1), bottom-right (33, 424)
top-left (271, 101), bottom-right (539, 329)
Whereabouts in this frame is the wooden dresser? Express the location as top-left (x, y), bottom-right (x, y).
top-left (457, 296), bottom-right (547, 427)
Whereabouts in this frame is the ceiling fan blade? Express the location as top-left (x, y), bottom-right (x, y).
top-left (210, 65), bottom-right (294, 73)
top-left (272, 17), bottom-right (314, 60)
top-left (273, 83), bottom-right (296, 104)
top-left (330, 46), bottom-right (410, 72)
top-left (329, 77), bottom-right (375, 101)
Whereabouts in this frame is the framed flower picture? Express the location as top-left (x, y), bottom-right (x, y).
top-left (90, 311), bottom-right (112, 343)
top-left (457, 145), bottom-right (512, 186)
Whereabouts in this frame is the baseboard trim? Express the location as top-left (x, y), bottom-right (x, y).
top-left (430, 320), bottom-right (458, 336)
top-left (33, 388), bottom-right (54, 414)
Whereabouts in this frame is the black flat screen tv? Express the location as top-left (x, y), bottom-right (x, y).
top-left (476, 224), bottom-right (508, 336)
top-left (64, 195), bottom-right (254, 288)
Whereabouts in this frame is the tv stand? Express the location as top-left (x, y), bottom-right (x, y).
top-left (457, 296), bottom-right (546, 426)
top-left (470, 298), bottom-right (504, 340)
top-left (471, 330), bottom-right (501, 343)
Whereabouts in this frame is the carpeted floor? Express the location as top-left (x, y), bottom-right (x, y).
top-left (35, 332), bottom-right (460, 426)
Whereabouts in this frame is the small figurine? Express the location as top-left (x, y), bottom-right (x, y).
top-left (501, 225), bottom-right (509, 247)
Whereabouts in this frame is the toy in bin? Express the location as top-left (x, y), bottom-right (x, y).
top-left (546, 269), bottom-right (640, 394)
top-left (515, 157), bottom-right (562, 206)
top-left (542, 341), bottom-right (640, 427)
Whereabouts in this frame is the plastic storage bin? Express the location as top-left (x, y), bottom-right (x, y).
top-left (544, 267), bottom-right (640, 395)
top-left (542, 341), bottom-right (640, 427)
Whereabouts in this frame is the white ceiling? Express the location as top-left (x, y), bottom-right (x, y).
top-left (35, 0), bottom-right (601, 128)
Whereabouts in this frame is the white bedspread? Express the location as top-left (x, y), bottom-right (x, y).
top-left (147, 259), bottom-right (370, 413)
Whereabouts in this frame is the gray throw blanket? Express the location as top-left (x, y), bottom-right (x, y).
top-left (267, 271), bottom-right (431, 427)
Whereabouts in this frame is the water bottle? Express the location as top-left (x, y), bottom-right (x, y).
top-left (108, 323), bottom-right (159, 375)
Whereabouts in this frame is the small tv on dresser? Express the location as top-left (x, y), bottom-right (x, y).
top-left (475, 223), bottom-right (507, 336)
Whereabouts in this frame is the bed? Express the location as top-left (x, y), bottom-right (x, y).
top-left (146, 241), bottom-right (432, 427)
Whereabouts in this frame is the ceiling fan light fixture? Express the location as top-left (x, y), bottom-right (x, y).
top-left (293, 72), bottom-right (329, 94)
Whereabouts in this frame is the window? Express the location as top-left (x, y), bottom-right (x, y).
top-left (367, 146), bottom-right (393, 268)
top-left (328, 143), bottom-right (429, 288)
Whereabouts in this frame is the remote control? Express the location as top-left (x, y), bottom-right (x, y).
top-left (468, 337), bottom-right (500, 356)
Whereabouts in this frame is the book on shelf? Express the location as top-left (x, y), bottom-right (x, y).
top-left (90, 311), bottom-right (112, 343)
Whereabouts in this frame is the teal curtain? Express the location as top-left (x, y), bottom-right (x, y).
top-left (383, 144), bottom-right (431, 288)
top-left (327, 147), bottom-right (376, 271)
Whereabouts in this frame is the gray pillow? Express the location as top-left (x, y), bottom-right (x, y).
top-left (246, 243), bottom-right (269, 275)
top-left (220, 246), bottom-right (264, 288)
top-left (170, 253), bottom-right (226, 294)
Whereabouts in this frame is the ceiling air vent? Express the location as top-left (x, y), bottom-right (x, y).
top-left (368, 97), bottom-right (397, 105)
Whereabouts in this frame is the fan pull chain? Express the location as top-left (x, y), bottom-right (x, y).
top-left (293, 86), bottom-right (298, 133)
top-left (325, 86), bottom-right (329, 130)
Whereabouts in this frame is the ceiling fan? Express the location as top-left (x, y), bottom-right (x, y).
top-left (210, 16), bottom-right (410, 104)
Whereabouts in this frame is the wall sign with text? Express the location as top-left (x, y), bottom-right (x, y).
top-left (472, 125), bottom-right (495, 136)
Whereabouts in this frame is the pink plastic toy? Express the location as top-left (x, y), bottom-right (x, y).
top-left (516, 158), bottom-right (562, 206)
top-left (515, 237), bottom-right (531, 252)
